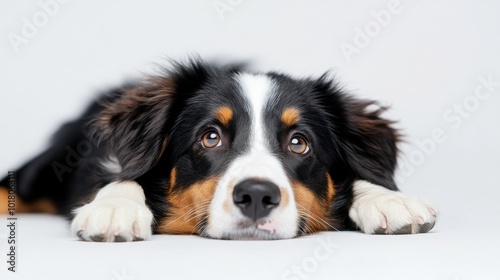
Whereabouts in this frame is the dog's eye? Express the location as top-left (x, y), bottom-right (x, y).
top-left (288, 135), bottom-right (309, 154)
top-left (201, 131), bottom-right (222, 148)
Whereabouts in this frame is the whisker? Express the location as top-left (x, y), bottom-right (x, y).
top-left (297, 206), bottom-right (339, 232)
top-left (163, 200), bottom-right (212, 226)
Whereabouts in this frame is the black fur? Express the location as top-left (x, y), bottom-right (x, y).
top-left (0, 59), bottom-right (399, 235)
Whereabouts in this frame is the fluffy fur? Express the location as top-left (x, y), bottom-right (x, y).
top-left (0, 59), bottom-right (437, 241)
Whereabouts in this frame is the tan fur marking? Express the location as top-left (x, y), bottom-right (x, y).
top-left (0, 187), bottom-right (57, 214)
top-left (158, 178), bottom-right (218, 234)
top-left (326, 173), bottom-right (335, 204)
top-left (281, 107), bottom-right (301, 127)
top-left (215, 106), bottom-right (233, 126)
top-left (169, 167), bottom-right (177, 192)
top-left (292, 182), bottom-right (330, 233)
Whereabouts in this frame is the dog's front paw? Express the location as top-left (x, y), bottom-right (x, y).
top-left (71, 197), bottom-right (153, 242)
top-left (70, 181), bottom-right (154, 242)
top-left (349, 181), bottom-right (437, 234)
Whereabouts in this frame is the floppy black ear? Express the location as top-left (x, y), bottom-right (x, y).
top-left (343, 99), bottom-right (400, 190)
top-left (93, 77), bottom-right (175, 179)
top-left (93, 59), bottom-right (215, 180)
top-left (314, 77), bottom-right (400, 190)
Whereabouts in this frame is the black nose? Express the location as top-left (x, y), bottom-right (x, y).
top-left (233, 179), bottom-right (281, 221)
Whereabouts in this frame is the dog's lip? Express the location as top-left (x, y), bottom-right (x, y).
top-left (256, 220), bottom-right (277, 234)
top-left (225, 219), bottom-right (279, 238)
top-left (218, 227), bottom-right (281, 240)
top-left (236, 218), bottom-right (273, 229)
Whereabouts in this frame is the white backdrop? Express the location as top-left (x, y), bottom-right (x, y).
top-left (1, 1), bottom-right (500, 279)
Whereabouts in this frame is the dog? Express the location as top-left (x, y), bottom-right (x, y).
top-left (0, 59), bottom-right (437, 241)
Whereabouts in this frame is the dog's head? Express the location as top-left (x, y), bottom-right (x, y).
top-left (95, 59), bottom-right (398, 240)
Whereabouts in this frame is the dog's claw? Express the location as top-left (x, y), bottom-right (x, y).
top-left (419, 222), bottom-right (435, 233)
top-left (114, 235), bottom-right (127, 242)
top-left (90, 234), bottom-right (106, 242)
top-left (393, 224), bottom-right (412, 234)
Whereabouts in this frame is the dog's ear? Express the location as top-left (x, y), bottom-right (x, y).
top-left (93, 60), bottom-right (214, 179)
top-left (343, 99), bottom-right (400, 190)
top-left (314, 77), bottom-right (400, 190)
top-left (93, 77), bottom-right (175, 179)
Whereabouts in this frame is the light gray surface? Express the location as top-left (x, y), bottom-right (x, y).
top-left (1, 1), bottom-right (500, 279)
top-left (0, 214), bottom-right (499, 280)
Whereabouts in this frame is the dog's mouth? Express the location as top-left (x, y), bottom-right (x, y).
top-left (219, 226), bottom-right (282, 241)
top-left (203, 219), bottom-right (287, 240)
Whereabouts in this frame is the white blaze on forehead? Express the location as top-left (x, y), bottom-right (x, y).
top-left (237, 74), bottom-right (271, 153)
top-left (234, 74), bottom-right (286, 181)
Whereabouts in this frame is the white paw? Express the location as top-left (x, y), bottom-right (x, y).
top-left (349, 181), bottom-right (437, 234)
top-left (70, 181), bottom-right (154, 242)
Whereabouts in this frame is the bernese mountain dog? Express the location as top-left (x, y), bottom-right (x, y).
top-left (0, 59), bottom-right (437, 241)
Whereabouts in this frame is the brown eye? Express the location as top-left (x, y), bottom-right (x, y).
top-left (288, 135), bottom-right (309, 154)
top-left (202, 131), bottom-right (221, 148)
